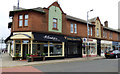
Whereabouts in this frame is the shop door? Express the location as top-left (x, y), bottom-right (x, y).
top-left (23, 44), bottom-right (28, 59)
top-left (97, 40), bottom-right (101, 56)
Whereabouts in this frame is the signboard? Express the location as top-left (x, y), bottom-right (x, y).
top-left (64, 36), bottom-right (81, 41)
top-left (82, 38), bottom-right (96, 43)
top-left (33, 32), bottom-right (67, 42)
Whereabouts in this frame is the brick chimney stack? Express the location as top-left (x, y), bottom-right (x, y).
top-left (104, 21), bottom-right (108, 27)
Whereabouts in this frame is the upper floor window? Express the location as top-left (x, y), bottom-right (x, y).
top-left (109, 32), bottom-right (112, 39)
top-left (88, 27), bottom-right (89, 35)
top-left (24, 14), bottom-right (28, 26)
top-left (74, 24), bottom-right (77, 33)
top-left (105, 31), bottom-right (107, 38)
top-left (53, 18), bottom-right (57, 29)
top-left (97, 28), bottom-right (99, 36)
top-left (19, 15), bottom-right (23, 27)
top-left (71, 23), bottom-right (73, 33)
top-left (103, 30), bottom-right (105, 38)
top-left (91, 27), bottom-right (92, 36)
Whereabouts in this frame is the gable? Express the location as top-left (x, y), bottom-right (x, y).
top-left (48, 6), bottom-right (62, 33)
top-left (48, 1), bottom-right (64, 14)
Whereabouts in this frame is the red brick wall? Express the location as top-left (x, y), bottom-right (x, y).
top-left (103, 29), bottom-right (119, 41)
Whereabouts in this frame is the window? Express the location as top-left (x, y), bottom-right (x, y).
top-left (109, 32), bottom-right (112, 39)
top-left (71, 23), bottom-right (73, 33)
top-left (105, 31), bottom-right (107, 38)
top-left (97, 28), bottom-right (99, 36)
top-left (74, 24), bottom-right (77, 33)
top-left (88, 27), bottom-right (89, 35)
top-left (24, 14), bottom-right (28, 26)
top-left (18, 14), bottom-right (29, 27)
top-left (103, 30), bottom-right (104, 38)
top-left (19, 15), bottom-right (23, 27)
top-left (53, 18), bottom-right (57, 29)
top-left (91, 27), bottom-right (92, 36)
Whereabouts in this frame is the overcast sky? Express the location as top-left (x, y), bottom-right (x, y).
top-left (0, 0), bottom-right (120, 40)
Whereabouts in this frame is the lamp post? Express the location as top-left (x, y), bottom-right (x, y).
top-left (87, 9), bottom-right (93, 57)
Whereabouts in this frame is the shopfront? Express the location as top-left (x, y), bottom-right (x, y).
top-left (101, 40), bottom-right (112, 56)
top-left (82, 38), bottom-right (97, 57)
top-left (7, 32), bottom-right (66, 59)
top-left (65, 36), bottom-right (82, 58)
top-left (112, 41), bottom-right (120, 50)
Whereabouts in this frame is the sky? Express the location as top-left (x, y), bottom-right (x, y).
top-left (0, 0), bottom-right (120, 48)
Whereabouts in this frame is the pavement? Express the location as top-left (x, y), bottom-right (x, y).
top-left (1, 53), bottom-right (105, 68)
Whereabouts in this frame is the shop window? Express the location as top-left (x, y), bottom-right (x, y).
top-left (24, 14), bottom-right (28, 26)
top-left (19, 15), bottom-right (23, 27)
top-left (32, 44), bottom-right (48, 56)
top-left (74, 24), bottom-right (77, 33)
top-left (53, 18), bottom-right (58, 30)
top-left (15, 40), bottom-right (21, 56)
top-left (68, 42), bottom-right (78, 55)
top-left (10, 41), bottom-right (13, 54)
top-left (22, 40), bottom-right (29, 44)
top-left (15, 40), bottom-right (21, 43)
top-left (71, 23), bottom-right (73, 33)
top-left (15, 44), bottom-right (21, 56)
top-left (50, 43), bottom-right (62, 56)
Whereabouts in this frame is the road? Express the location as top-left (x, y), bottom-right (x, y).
top-left (32, 58), bottom-right (119, 72)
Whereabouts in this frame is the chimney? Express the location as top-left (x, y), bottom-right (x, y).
top-left (104, 21), bottom-right (108, 27)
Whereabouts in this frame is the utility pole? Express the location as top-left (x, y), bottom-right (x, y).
top-left (18, 0), bottom-right (19, 9)
top-left (87, 9), bottom-right (93, 58)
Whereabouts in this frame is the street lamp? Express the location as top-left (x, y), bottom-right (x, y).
top-left (87, 9), bottom-right (93, 57)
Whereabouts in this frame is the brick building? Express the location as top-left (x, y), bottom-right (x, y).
top-left (5, 1), bottom-right (120, 60)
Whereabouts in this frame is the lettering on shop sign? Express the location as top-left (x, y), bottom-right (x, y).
top-left (64, 36), bottom-right (80, 41)
top-left (44, 35), bottom-right (60, 41)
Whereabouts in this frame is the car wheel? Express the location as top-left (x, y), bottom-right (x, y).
top-left (115, 55), bottom-right (118, 58)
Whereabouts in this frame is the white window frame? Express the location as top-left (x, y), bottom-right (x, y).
top-left (91, 27), bottom-right (92, 36)
top-left (71, 23), bottom-right (73, 33)
top-left (74, 24), bottom-right (77, 33)
top-left (88, 27), bottom-right (89, 35)
top-left (97, 28), bottom-right (99, 36)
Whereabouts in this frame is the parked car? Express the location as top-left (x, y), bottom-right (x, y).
top-left (105, 50), bottom-right (120, 58)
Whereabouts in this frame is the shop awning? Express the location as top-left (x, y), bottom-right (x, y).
top-left (10, 33), bottom-right (31, 39)
top-left (9, 32), bottom-right (33, 39)
top-left (33, 32), bottom-right (67, 42)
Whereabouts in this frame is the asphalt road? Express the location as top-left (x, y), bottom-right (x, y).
top-left (32, 58), bottom-right (119, 72)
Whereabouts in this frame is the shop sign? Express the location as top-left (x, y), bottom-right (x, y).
top-left (82, 38), bottom-right (96, 43)
top-left (44, 35), bottom-right (60, 41)
top-left (101, 40), bottom-right (112, 44)
top-left (33, 32), bottom-right (66, 42)
top-left (64, 36), bottom-right (81, 41)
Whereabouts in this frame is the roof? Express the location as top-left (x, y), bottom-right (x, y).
top-left (9, 7), bottom-right (45, 16)
top-left (5, 33), bottom-right (13, 43)
top-left (103, 26), bottom-right (120, 33)
top-left (66, 15), bottom-right (95, 26)
top-left (89, 17), bottom-right (97, 23)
